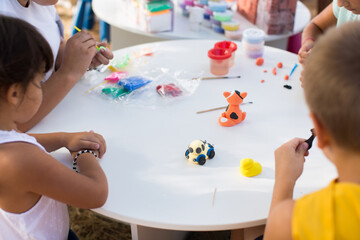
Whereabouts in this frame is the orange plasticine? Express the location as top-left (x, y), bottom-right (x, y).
top-left (272, 67), bottom-right (277, 75)
top-left (277, 62), bottom-right (283, 68)
top-left (284, 74), bottom-right (289, 80)
top-left (261, 80), bottom-right (265, 83)
top-left (264, 70), bottom-right (267, 73)
top-left (256, 57), bottom-right (264, 66)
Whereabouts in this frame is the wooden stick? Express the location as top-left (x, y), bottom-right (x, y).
top-left (84, 81), bottom-right (108, 94)
top-left (212, 187), bottom-right (217, 207)
top-left (196, 102), bottom-right (253, 114)
top-left (192, 76), bottom-right (241, 80)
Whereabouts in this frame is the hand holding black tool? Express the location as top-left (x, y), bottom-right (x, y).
top-left (305, 128), bottom-right (316, 150)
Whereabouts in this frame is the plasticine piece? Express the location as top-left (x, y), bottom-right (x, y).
top-left (255, 57), bottom-right (264, 66)
top-left (284, 74), bottom-right (289, 80)
top-left (305, 128), bottom-right (316, 150)
top-left (272, 67), bottom-right (277, 75)
top-left (240, 158), bottom-right (262, 177)
top-left (218, 90), bottom-right (247, 127)
top-left (283, 84), bottom-right (292, 89)
top-left (156, 83), bottom-right (183, 97)
top-left (277, 62), bottom-right (283, 68)
top-left (185, 139), bottom-right (215, 165)
top-left (99, 46), bottom-right (106, 51)
top-left (102, 86), bottom-right (130, 98)
top-left (263, 70), bottom-right (267, 73)
top-left (104, 71), bottom-right (129, 83)
top-left (261, 80), bottom-right (265, 83)
top-left (118, 76), bottom-right (152, 91)
top-left (108, 54), bottom-right (130, 71)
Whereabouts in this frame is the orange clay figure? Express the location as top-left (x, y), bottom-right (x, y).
top-left (219, 90), bottom-right (247, 127)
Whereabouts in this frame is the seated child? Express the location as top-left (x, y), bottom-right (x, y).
top-left (264, 21), bottom-right (360, 239)
top-left (0, 15), bottom-right (108, 239)
top-left (0, 0), bottom-right (114, 132)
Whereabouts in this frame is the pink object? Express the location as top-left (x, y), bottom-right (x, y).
top-left (104, 71), bottom-right (129, 83)
top-left (156, 84), bottom-right (183, 97)
top-left (208, 48), bottom-right (232, 76)
top-left (214, 41), bottom-right (237, 67)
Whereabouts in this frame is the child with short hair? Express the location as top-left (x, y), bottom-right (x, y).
top-left (264, 21), bottom-right (360, 239)
top-left (0, 15), bottom-right (108, 239)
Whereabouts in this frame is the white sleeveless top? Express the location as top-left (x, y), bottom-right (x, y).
top-left (0, 0), bottom-right (62, 82)
top-left (0, 130), bottom-right (69, 240)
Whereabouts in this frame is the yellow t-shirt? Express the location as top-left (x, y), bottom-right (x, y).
top-left (292, 180), bottom-right (360, 240)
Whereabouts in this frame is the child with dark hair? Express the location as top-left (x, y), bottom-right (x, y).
top-left (0, 0), bottom-right (114, 132)
top-left (264, 22), bottom-right (360, 239)
top-left (0, 15), bottom-right (108, 240)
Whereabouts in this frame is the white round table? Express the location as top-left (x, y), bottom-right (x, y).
top-left (30, 40), bottom-right (336, 240)
top-left (92, 0), bottom-right (311, 50)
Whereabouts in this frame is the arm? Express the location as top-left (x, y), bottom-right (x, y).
top-left (9, 143), bottom-right (108, 208)
top-left (29, 131), bottom-right (106, 158)
top-left (298, 3), bottom-right (337, 64)
top-left (264, 138), bottom-right (309, 240)
top-left (17, 31), bottom-right (99, 132)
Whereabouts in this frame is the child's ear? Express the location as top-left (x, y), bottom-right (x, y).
top-left (6, 83), bottom-right (23, 107)
top-left (309, 112), bottom-right (331, 149)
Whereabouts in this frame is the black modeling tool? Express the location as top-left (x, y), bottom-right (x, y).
top-left (305, 128), bottom-right (316, 150)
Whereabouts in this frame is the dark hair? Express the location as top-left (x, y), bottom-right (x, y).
top-left (0, 15), bottom-right (53, 94)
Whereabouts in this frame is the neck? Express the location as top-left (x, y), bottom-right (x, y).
top-left (0, 108), bottom-right (18, 132)
top-left (17, 0), bottom-right (30, 7)
top-left (333, 147), bottom-right (360, 184)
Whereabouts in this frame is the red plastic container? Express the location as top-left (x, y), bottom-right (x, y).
top-left (208, 48), bottom-right (232, 75)
top-left (214, 41), bottom-right (237, 67)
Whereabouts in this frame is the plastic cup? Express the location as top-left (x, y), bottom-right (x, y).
top-left (214, 41), bottom-right (237, 67)
top-left (242, 28), bottom-right (265, 58)
top-left (208, 48), bottom-right (231, 75)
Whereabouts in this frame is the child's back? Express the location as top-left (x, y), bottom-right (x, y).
top-left (264, 22), bottom-right (360, 240)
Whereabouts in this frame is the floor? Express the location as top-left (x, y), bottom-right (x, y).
top-left (56, 1), bottom-right (318, 239)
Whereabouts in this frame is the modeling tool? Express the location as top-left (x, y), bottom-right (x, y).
top-left (196, 102), bottom-right (253, 114)
top-left (305, 128), bottom-right (316, 150)
top-left (192, 76), bottom-right (241, 80)
top-left (74, 26), bottom-right (100, 51)
top-left (289, 63), bottom-right (298, 77)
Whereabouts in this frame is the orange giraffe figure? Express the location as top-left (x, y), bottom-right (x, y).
top-left (219, 90), bottom-right (247, 127)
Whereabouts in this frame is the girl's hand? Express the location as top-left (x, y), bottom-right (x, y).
top-left (64, 131), bottom-right (106, 158)
top-left (60, 31), bottom-right (98, 81)
top-left (274, 138), bottom-right (309, 185)
top-left (89, 42), bottom-right (114, 69)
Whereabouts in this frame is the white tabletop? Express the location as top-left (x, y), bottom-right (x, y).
top-left (30, 40), bottom-right (336, 231)
top-left (92, 0), bottom-right (310, 42)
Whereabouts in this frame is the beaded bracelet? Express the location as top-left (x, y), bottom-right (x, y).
top-left (72, 150), bottom-right (98, 173)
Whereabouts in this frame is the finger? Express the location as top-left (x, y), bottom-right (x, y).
top-left (90, 58), bottom-right (103, 68)
top-left (99, 48), bottom-right (114, 60)
top-left (94, 52), bottom-right (111, 66)
top-left (94, 133), bottom-right (106, 158)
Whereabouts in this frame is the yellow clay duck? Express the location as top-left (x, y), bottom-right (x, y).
top-left (239, 158), bottom-right (262, 177)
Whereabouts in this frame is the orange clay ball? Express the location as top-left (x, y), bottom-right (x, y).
top-left (277, 62), bottom-right (283, 68)
top-left (263, 70), bottom-right (267, 73)
top-left (284, 74), bottom-right (289, 80)
top-left (272, 67), bottom-right (277, 75)
top-left (261, 80), bottom-right (265, 83)
top-left (256, 57), bottom-right (264, 66)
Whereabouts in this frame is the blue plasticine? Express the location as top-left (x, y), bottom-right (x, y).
top-left (118, 76), bottom-right (152, 91)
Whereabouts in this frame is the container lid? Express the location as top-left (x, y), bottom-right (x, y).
top-left (214, 41), bottom-right (237, 52)
top-left (242, 28), bottom-right (265, 44)
top-left (208, 48), bottom-right (232, 60)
